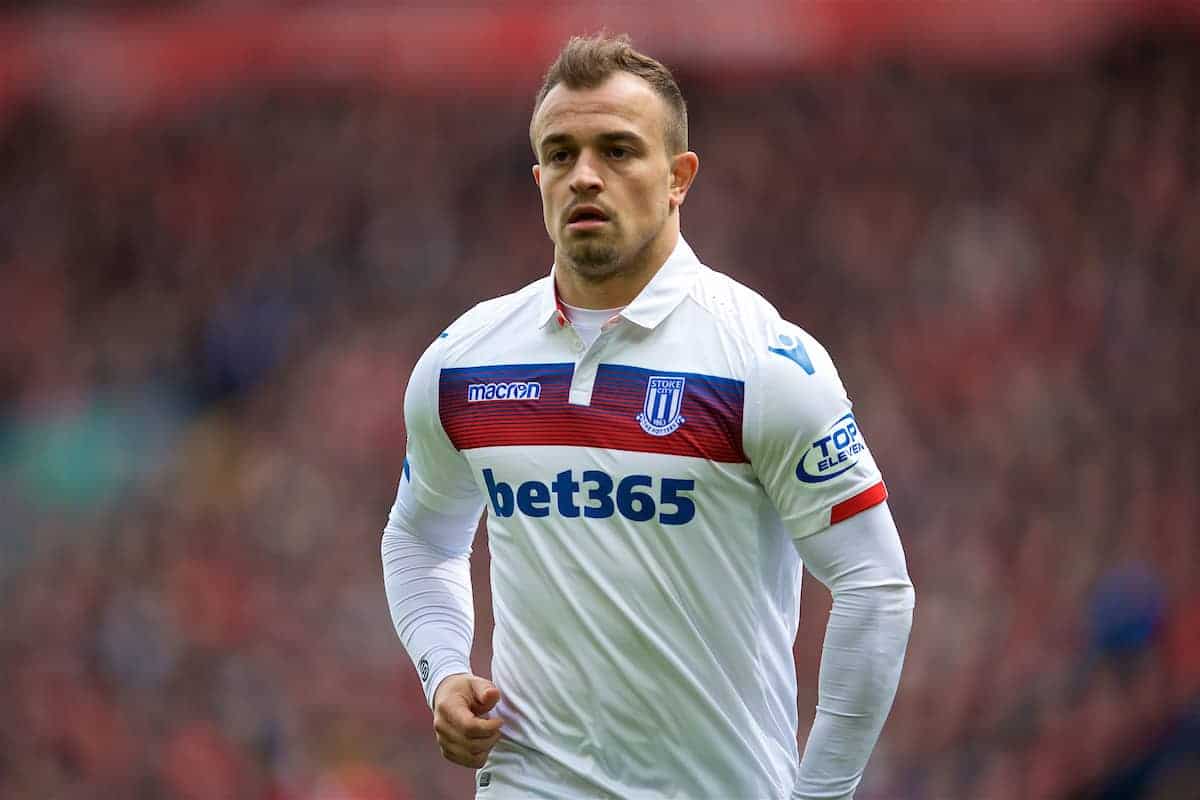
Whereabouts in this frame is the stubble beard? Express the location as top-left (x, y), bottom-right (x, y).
top-left (563, 237), bottom-right (622, 282)
top-left (560, 220), bottom-right (663, 285)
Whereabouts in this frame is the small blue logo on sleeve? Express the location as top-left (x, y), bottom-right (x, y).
top-left (769, 333), bottom-right (814, 375)
top-left (796, 413), bottom-right (868, 483)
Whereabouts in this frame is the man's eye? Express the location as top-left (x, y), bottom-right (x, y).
top-left (548, 150), bottom-right (571, 163)
top-left (607, 147), bottom-right (628, 159)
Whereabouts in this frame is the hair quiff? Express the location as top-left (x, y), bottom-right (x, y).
top-left (531, 33), bottom-right (689, 156)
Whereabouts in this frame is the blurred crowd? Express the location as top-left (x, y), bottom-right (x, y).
top-left (2, 30), bottom-right (1198, 800)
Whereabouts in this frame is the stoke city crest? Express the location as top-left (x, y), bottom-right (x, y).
top-left (637, 376), bottom-right (686, 436)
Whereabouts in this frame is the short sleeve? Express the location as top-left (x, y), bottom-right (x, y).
top-left (744, 320), bottom-right (887, 540)
top-left (402, 337), bottom-right (485, 516)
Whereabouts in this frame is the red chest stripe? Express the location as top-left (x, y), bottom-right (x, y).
top-left (439, 363), bottom-right (747, 463)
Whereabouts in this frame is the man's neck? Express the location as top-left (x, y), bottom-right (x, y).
top-left (555, 227), bottom-right (678, 310)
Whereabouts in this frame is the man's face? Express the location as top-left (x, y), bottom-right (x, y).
top-left (531, 72), bottom-right (687, 282)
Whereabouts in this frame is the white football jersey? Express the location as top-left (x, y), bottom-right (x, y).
top-left (401, 237), bottom-right (887, 799)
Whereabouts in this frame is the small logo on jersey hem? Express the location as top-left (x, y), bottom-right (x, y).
top-left (637, 376), bottom-right (686, 436)
top-left (417, 658), bottom-right (430, 682)
top-left (467, 381), bottom-right (542, 402)
top-left (478, 770), bottom-right (492, 788)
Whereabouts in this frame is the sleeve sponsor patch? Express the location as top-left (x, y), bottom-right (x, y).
top-left (795, 413), bottom-right (869, 483)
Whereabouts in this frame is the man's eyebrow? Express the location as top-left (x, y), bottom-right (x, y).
top-left (595, 130), bottom-right (646, 144)
top-left (538, 130), bottom-right (647, 151)
top-left (538, 133), bottom-right (573, 151)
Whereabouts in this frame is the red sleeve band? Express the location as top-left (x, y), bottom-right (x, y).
top-left (829, 481), bottom-right (888, 525)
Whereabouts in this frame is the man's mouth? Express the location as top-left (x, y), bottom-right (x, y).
top-left (566, 206), bottom-right (611, 230)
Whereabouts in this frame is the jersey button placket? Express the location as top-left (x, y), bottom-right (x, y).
top-left (568, 326), bottom-right (608, 407)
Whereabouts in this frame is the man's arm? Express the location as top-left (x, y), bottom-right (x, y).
top-left (381, 479), bottom-right (503, 767)
top-left (381, 477), bottom-right (480, 707)
top-left (790, 501), bottom-right (914, 800)
top-left (380, 332), bottom-right (502, 768)
top-left (743, 319), bottom-right (914, 799)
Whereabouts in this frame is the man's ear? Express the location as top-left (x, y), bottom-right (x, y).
top-left (668, 152), bottom-right (699, 211)
top-left (532, 164), bottom-right (541, 187)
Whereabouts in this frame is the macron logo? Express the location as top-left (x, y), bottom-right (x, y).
top-left (467, 381), bottom-right (542, 402)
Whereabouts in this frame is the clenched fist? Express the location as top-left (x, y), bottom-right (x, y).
top-left (432, 674), bottom-right (505, 768)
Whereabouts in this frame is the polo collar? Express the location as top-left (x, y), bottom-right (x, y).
top-left (537, 272), bottom-right (571, 330)
top-left (536, 236), bottom-right (701, 331)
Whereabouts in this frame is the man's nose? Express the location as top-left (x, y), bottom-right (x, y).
top-left (569, 152), bottom-right (604, 194)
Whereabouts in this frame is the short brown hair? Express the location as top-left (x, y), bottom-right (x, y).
top-left (531, 33), bottom-right (689, 156)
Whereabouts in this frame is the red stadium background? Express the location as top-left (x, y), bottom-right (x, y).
top-left (2, 2), bottom-right (1198, 799)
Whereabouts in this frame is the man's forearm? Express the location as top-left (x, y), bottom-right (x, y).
top-left (793, 583), bottom-right (913, 799)
top-left (381, 483), bottom-right (480, 707)
top-left (790, 502), bottom-right (915, 800)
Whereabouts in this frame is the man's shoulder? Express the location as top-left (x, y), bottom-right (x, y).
top-left (685, 263), bottom-right (786, 346)
top-left (409, 275), bottom-right (549, 377)
top-left (684, 262), bottom-right (837, 380)
top-left (438, 276), bottom-right (547, 341)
